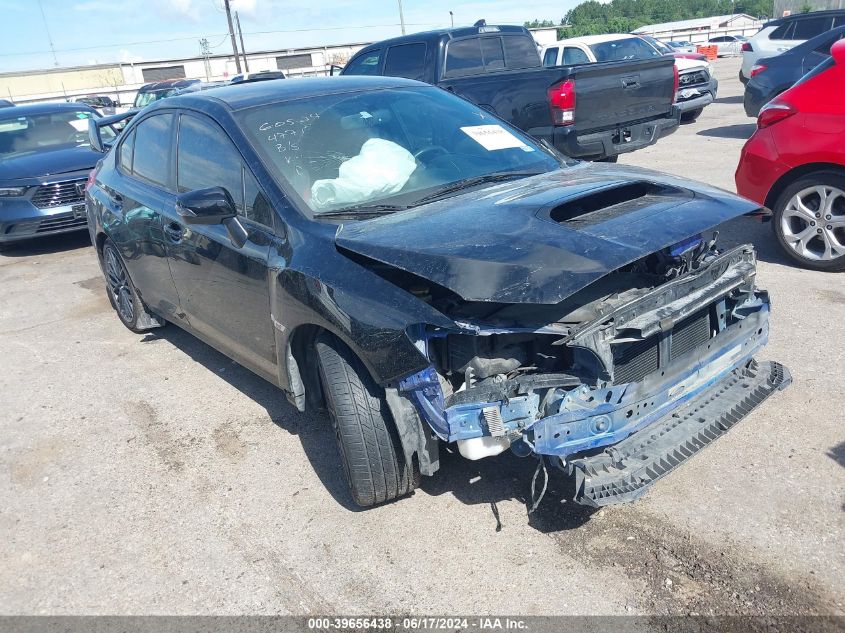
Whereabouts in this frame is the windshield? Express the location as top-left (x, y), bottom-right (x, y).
top-left (0, 109), bottom-right (114, 157)
top-left (642, 36), bottom-right (674, 55)
top-left (133, 89), bottom-right (176, 108)
top-left (589, 37), bottom-right (662, 62)
top-left (236, 86), bottom-right (565, 217)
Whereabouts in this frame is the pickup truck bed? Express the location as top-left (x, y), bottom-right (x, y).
top-left (342, 25), bottom-right (680, 161)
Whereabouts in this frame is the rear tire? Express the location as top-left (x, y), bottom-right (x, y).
top-left (315, 333), bottom-right (418, 507)
top-left (102, 239), bottom-right (163, 332)
top-left (681, 108), bottom-right (704, 123)
top-left (772, 171), bottom-right (845, 272)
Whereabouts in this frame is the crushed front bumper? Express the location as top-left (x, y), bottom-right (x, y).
top-left (571, 359), bottom-right (791, 506)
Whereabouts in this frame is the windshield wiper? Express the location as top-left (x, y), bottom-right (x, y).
top-left (314, 203), bottom-right (409, 219)
top-left (412, 172), bottom-right (543, 206)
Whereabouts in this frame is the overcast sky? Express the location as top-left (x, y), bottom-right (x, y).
top-left (0, 0), bottom-right (581, 73)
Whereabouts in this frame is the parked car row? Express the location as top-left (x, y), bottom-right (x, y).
top-left (736, 40), bottom-right (845, 271)
top-left (743, 25), bottom-right (845, 117)
top-left (740, 9), bottom-right (845, 83)
top-left (0, 103), bottom-right (114, 247)
top-left (339, 24), bottom-right (680, 162)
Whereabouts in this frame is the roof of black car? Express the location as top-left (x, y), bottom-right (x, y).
top-left (170, 75), bottom-right (425, 111)
top-left (765, 8), bottom-right (845, 26)
top-left (0, 101), bottom-right (96, 117)
top-left (356, 24), bottom-right (530, 50)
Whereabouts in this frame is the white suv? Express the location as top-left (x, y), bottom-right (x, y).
top-left (741, 10), bottom-right (845, 82)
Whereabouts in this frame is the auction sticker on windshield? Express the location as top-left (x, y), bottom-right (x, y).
top-left (460, 124), bottom-right (530, 151)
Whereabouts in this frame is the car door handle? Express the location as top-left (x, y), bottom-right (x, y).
top-left (163, 222), bottom-right (184, 243)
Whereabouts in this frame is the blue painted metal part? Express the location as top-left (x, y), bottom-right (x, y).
top-left (400, 301), bottom-right (770, 460)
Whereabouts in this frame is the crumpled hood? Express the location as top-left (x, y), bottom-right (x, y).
top-left (335, 163), bottom-right (760, 305)
top-left (0, 145), bottom-right (98, 184)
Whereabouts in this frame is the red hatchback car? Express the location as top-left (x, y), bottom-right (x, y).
top-left (736, 40), bottom-right (845, 271)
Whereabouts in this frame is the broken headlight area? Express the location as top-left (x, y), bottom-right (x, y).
top-left (398, 242), bottom-right (780, 480)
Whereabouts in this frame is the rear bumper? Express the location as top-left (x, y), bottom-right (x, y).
top-left (735, 127), bottom-right (787, 209)
top-left (743, 80), bottom-right (773, 118)
top-left (571, 359), bottom-right (791, 506)
top-left (547, 107), bottom-right (681, 160)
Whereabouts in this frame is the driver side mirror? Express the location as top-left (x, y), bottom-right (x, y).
top-left (176, 187), bottom-right (250, 248)
top-left (832, 39), bottom-right (845, 66)
top-left (176, 187), bottom-right (237, 225)
top-left (329, 64), bottom-right (344, 76)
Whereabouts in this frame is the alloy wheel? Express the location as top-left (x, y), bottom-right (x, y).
top-left (780, 185), bottom-right (845, 262)
top-left (105, 247), bottom-right (135, 324)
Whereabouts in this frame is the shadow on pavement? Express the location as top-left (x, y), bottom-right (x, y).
top-left (421, 448), bottom-right (596, 531)
top-left (715, 216), bottom-right (794, 267)
top-left (0, 230), bottom-right (92, 258)
top-left (827, 440), bottom-right (845, 469)
top-left (713, 95), bottom-right (744, 105)
top-left (697, 123), bottom-right (757, 140)
top-left (139, 324), bottom-right (359, 512)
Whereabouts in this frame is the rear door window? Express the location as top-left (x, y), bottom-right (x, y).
top-left (501, 35), bottom-right (541, 69)
top-left (769, 22), bottom-right (795, 40)
top-left (383, 43), bottom-right (427, 80)
top-left (131, 113), bottom-right (174, 189)
top-left (589, 38), bottom-right (660, 62)
top-left (793, 16), bottom-right (833, 40)
top-left (815, 31), bottom-right (845, 54)
top-left (444, 38), bottom-right (484, 77)
top-left (344, 50), bottom-right (382, 75)
top-left (563, 46), bottom-right (591, 65)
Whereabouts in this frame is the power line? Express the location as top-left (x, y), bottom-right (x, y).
top-left (0, 22), bottom-right (445, 59)
top-left (36, 0), bottom-right (59, 66)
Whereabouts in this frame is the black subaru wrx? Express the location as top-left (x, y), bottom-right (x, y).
top-left (86, 77), bottom-right (789, 509)
top-left (0, 102), bottom-right (115, 249)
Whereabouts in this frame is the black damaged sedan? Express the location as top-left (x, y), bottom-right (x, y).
top-left (86, 77), bottom-right (789, 508)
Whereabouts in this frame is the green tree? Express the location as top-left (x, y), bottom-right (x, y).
top-left (548, 0), bottom-right (773, 37)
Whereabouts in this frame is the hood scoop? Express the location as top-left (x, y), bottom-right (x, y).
top-left (546, 181), bottom-right (687, 228)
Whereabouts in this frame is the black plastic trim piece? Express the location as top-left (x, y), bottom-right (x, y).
top-left (571, 359), bottom-right (791, 507)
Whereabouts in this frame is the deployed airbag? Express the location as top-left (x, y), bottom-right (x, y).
top-left (311, 138), bottom-right (417, 210)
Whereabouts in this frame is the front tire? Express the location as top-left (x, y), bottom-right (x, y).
top-left (772, 172), bottom-right (845, 272)
top-left (102, 239), bottom-right (164, 332)
top-left (315, 334), bottom-right (418, 507)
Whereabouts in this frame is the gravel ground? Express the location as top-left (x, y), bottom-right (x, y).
top-left (1, 57), bottom-right (843, 617)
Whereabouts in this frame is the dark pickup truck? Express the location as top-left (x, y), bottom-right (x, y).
top-left (341, 24), bottom-right (681, 161)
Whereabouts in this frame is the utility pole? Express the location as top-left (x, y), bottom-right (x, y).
top-left (199, 38), bottom-right (212, 81)
top-left (36, 0), bottom-right (59, 67)
top-left (450, 11), bottom-right (454, 28)
top-left (397, 0), bottom-right (406, 34)
top-left (223, 0), bottom-right (242, 74)
top-left (235, 11), bottom-right (250, 72)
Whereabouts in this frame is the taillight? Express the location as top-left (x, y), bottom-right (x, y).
top-left (757, 101), bottom-right (797, 129)
top-left (750, 64), bottom-right (767, 77)
top-left (85, 166), bottom-right (98, 191)
top-left (741, 42), bottom-right (753, 53)
top-left (548, 79), bottom-right (576, 126)
top-left (672, 63), bottom-right (679, 98)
